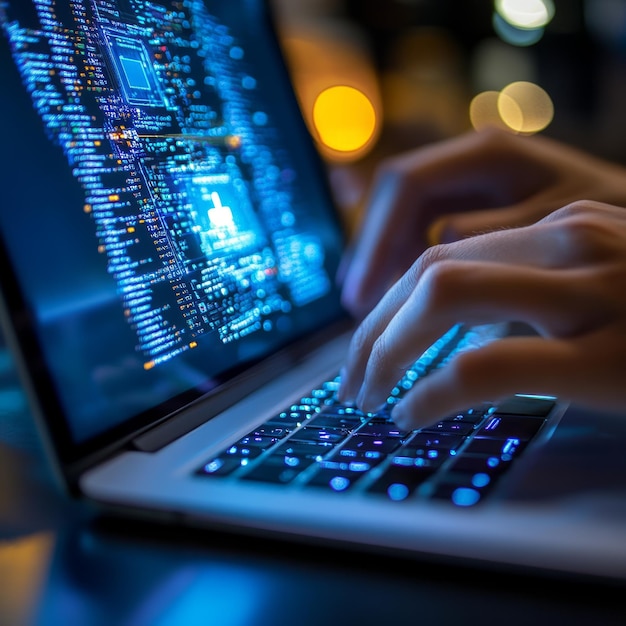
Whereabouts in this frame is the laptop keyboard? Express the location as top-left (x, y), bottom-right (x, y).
top-left (195, 324), bottom-right (556, 507)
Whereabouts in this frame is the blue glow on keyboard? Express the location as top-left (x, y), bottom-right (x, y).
top-left (348, 462), bottom-right (371, 472)
top-left (502, 438), bottom-right (521, 455)
top-left (452, 487), bottom-right (481, 507)
top-left (387, 483), bottom-right (410, 502)
top-left (330, 476), bottom-right (350, 492)
top-left (485, 417), bottom-right (501, 431)
top-left (515, 394), bottom-right (557, 400)
top-left (471, 473), bottom-right (490, 488)
top-left (205, 460), bottom-right (222, 474)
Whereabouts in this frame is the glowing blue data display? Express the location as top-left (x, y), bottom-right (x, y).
top-left (1, 0), bottom-right (332, 369)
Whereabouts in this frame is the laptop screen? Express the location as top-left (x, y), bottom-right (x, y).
top-left (0, 0), bottom-right (346, 457)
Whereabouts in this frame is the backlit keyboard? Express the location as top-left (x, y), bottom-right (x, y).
top-left (196, 324), bottom-right (556, 507)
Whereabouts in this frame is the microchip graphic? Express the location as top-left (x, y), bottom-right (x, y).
top-left (104, 33), bottom-right (166, 107)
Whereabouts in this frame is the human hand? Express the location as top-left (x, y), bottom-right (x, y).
top-left (338, 201), bottom-right (626, 430)
top-left (339, 128), bottom-right (626, 318)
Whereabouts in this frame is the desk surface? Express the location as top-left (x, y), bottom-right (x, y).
top-left (1, 349), bottom-right (626, 626)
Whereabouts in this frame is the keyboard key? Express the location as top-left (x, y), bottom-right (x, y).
top-left (266, 411), bottom-right (311, 428)
top-left (421, 420), bottom-right (475, 436)
top-left (320, 405), bottom-right (369, 419)
top-left (495, 395), bottom-right (556, 417)
top-left (290, 427), bottom-right (349, 445)
top-left (238, 434), bottom-right (281, 448)
top-left (404, 432), bottom-right (465, 452)
top-left (390, 454), bottom-right (445, 470)
top-left (197, 455), bottom-right (245, 477)
top-left (441, 408), bottom-right (486, 425)
top-left (367, 465), bottom-right (436, 500)
top-left (298, 397), bottom-right (323, 407)
top-left (446, 453), bottom-right (511, 473)
top-left (462, 436), bottom-right (526, 459)
top-left (242, 453), bottom-right (315, 484)
top-left (476, 415), bottom-right (545, 441)
top-left (305, 462), bottom-right (372, 492)
top-left (307, 413), bottom-right (362, 429)
top-left (317, 459), bottom-right (376, 473)
top-left (338, 434), bottom-right (402, 456)
top-left (290, 404), bottom-right (320, 415)
top-left (430, 483), bottom-right (489, 507)
top-left (220, 443), bottom-right (265, 460)
top-left (432, 460), bottom-right (504, 505)
top-left (357, 423), bottom-right (409, 438)
top-left (365, 407), bottom-right (395, 422)
top-left (392, 446), bottom-right (448, 464)
top-left (330, 447), bottom-right (388, 466)
top-left (252, 426), bottom-right (292, 438)
top-left (272, 440), bottom-right (334, 460)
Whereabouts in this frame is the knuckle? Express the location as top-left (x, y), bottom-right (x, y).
top-left (408, 244), bottom-right (447, 280)
top-left (554, 212), bottom-right (614, 261)
top-left (538, 200), bottom-right (626, 264)
top-left (418, 260), bottom-right (463, 309)
top-left (546, 200), bottom-right (592, 222)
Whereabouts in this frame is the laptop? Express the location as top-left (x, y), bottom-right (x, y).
top-left (2, 0), bottom-right (626, 585)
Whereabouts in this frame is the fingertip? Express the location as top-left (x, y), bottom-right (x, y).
top-left (337, 367), bottom-right (351, 403)
top-left (338, 367), bottom-right (363, 407)
top-left (390, 394), bottom-right (445, 431)
top-left (390, 401), bottom-right (415, 428)
top-left (355, 385), bottom-right (390, 416)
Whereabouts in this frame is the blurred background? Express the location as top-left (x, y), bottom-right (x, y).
top-left (270, 0), bottom-right (626, 228)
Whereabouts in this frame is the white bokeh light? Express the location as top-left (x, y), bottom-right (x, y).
top-left (495, 0), bottom-right (555, 30)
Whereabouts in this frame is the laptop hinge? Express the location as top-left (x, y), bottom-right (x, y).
top-left (130, 362), bottom-right (283, 453)
top-left (130, 316), bottom-right (353, 453)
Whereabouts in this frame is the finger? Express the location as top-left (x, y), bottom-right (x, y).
top-left (429, 183), bottom-right (626, 246)
top-left (339, 267), bottom-right (419, 403)
top-left (427, 196), bottom-right (559, 245)
top-left (340, 169), bottom-right (427, 317)
top-left (391, 326), bottom-right (626, 429)
top-left (339, 221), bottom-right (579, 405)
top-left (341, 129), bottom-right (551, 316)
top-left (426, 185), bottom-right (600, 245)
top-left (389, 335), bottom-right (574, 429)
top-left (537, 198), bottom-right (626, 225)
top-left (428, 200), bottom-right (626, 269)
top-left (355, 261), bottom-right (601, 413)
